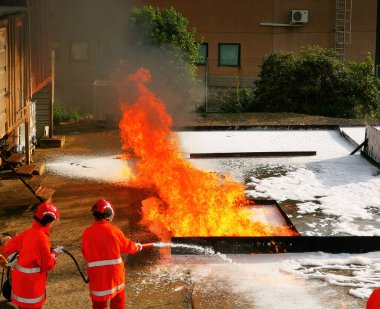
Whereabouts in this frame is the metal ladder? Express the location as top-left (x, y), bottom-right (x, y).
top-left (335, 0), bottom-right (352, 59)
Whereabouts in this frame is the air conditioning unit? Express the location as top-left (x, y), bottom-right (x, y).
top-left (290, 10), bottom-right (308, 24)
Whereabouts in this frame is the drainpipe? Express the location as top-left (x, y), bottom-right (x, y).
top-left (205, 57), bottom-right (208, 113)
top-left (26, 0), bottom-right (32, 164)
top-left (50, 49), bottom-right (55, 138)
top-left (376, 0), bottom-right (380, 76)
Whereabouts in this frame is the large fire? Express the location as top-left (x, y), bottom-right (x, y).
top-left (118, 68), bottom-right (297, 237)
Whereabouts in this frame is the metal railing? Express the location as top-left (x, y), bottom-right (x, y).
top-left (197, 58), bottom-right (262, 88)
top-left (197, 58), bottom-right (262, 112)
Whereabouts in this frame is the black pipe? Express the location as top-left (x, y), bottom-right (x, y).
top-left (0, 231), bottom-right (14, 296)
top-left (350, 138), bottom-right (368, 155)
top-left (190, 151), bottom-right (316, 158)
top-left (0, 268), bottom-right (4, 296)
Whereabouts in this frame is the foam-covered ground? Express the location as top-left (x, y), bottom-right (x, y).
top-left (45, 128), bottom-right (380, 305)
top-left (340, 126), bottom-right (380, 145)
top-left (168, 251), bottom-right (374, 307)
top-left (46, 129), bottom-right (380, 236)
top-left (178, 129), bottom-right (380, 236)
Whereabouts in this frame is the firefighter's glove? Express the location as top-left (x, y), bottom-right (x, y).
top-left (136, 243), bottom-right (142, 252)
top-left (5, 252), bottom-right (18, 269)
top-left (51, 246), bottom-right (64, 259)
top-left (6, 259), bottom-right (17, 269)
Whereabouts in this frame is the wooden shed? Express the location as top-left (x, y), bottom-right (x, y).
top-left (0, 0), bottom-right (52, 164)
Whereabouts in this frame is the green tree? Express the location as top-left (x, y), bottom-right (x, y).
top-left (126, 6), bottom-right (202, 111)
top-left (129, 6), bottom-right (200, 75)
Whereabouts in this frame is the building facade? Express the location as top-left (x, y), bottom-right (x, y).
top-left (50, 0), bottom-right (377, 113)
top-left (136, 0), bottom-right (377, 88)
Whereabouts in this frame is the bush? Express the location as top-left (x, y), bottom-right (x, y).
top-left (220, 87), bottom-right (255, 113)
top-left (342, 56), bottom-right (380, 118)
top-left (253, 45), bottom-right (380, 118)
top-left (54, 102), bottom-right (80, 124)
top-left (253, 52), bottom-right (298, 112)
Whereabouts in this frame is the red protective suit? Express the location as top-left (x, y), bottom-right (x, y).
top-left (367, 288), bottom-right (380, 309)
top-left (3, 221), bottom-right (56, 308)
top-left (81, 220), bottom-right (140, 307)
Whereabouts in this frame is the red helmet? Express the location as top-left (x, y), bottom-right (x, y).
top-left (91, 198), bottom-right (114, 221)
top-left (34, 202), bottom-right (60, 226)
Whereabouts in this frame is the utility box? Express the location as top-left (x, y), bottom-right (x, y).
top-left (290, 10), bottom-right (308, 24)
top-left (93, 80), bottom-right (119, 127)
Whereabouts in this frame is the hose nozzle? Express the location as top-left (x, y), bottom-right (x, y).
top-left (142, 243), bottom-right (155, 249)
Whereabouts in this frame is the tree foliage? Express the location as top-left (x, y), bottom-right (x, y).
top-left (129, 6), bottom-right (200, 75)
top-left (126, 6), bottom-right (202, 111)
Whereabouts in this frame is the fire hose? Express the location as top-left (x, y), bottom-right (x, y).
top-left (61, 243), bottom-right (155, 284)
top-left (0, 253), bottom-right (15, 302)
top-left (61, 249), bottom-right (89, 283)
top-left (0, 242), bottom-right (156, 300)
top-left (0, 233), bottom-right (15, 301)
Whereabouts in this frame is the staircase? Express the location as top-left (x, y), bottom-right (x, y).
top-left (335, 0), bottom-right (352, 59)
top-left (0, 141), bottom-right (55, 203)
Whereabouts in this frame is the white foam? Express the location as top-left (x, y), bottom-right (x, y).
top-left (178, 130), bottom-right (348, 156)
top-left (46, 155), bottom-right (131, 183)
top-left (149, 252), bottom-right (371, 308)
top-left (44, 129), bottom-right (380, 306)
top-left (340, 127), bottom-right (367, 145)
top-left (177, 130), bottom-right (380, 236)
top-left (340, 126), bottom-right (380, 145)
top-left (154, 242), bottom-right (234, 263)
top-left (280, 251), bottom-right (380, 301)
top-left (46, 130), bottom-right (380, 236)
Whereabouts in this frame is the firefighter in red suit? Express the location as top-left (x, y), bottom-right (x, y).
top-left (367, 288), bottom-right (380, 309)
top-left (3, 202), bottom-right (63, 309)
top-left (82, 198), bottom-right (143, 309)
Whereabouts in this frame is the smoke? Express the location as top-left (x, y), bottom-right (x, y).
top-left (51, 0), bottom-right (204, 121)
top-left (122, 45), bottom-right (203, 119)
top-left (120, 6), bottom-right (204, 123)
top-left (51, 0), bottom-right (131, 112)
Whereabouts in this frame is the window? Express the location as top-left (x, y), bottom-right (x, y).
top-left (70, 40), bottom-right (89, 61)
top-left (218, 43), bottom-right (240, 67)
top-left (197, 43), bottom-right (208, 65)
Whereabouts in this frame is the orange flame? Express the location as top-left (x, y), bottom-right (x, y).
top-left (118, 68), bottom-right (297, 237)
